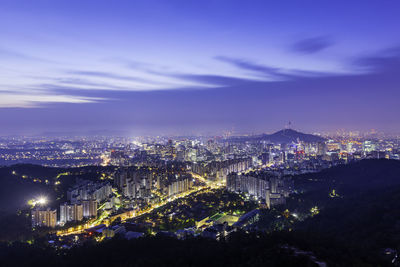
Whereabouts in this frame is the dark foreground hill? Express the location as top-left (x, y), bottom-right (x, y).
top-left (0, 233), bottom-right (319, 267)
top-left (284, 159), bottom-right (400, 266)
top-left (289, 159), bottom-right (400, 210)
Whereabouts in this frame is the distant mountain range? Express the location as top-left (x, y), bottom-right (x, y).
top-left (229, 129), bottom-right (325, 143)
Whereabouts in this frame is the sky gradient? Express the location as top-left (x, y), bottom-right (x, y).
top-left (1, 0), bottom-right (400, 136)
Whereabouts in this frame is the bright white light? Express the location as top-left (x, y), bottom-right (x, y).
top-left (37, 196), bottom-right (47, 205)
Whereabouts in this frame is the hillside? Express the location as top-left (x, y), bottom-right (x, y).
top-left (230, 129), bottom-right (325, 144)
top-left (0, 233), bottom-right (319, 267)
top-left (0, 165), bottom-right (61, 213)
top-left (283, 159), bottom-right (400, 266)
top-left (293, 159), bottom-right (400, 204)
top-left (0, 164), bottom-right (117, 213)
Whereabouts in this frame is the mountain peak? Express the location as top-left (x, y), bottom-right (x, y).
top-left (266, 128), bottom-right (324, 143)
top-left (230, 129), bottom-right (325, 143)
top-left (274, 128), bottom-right (300, 135)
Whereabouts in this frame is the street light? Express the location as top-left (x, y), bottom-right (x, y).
top-left (37, 196), bottom-right (47, 205)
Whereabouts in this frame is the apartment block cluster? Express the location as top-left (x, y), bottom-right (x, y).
top-left (32, 180), bottom-right (113, 228)
top-left (67, 179), bottom-right (112, 203)
top-left (115, 167), bottom-right (194, 201)
top-left (167, 176), bottom-right (193, 197)
top-left (226, 172), bottom-right (293, 208)
top-left (59, 200), bottom-right (98, 224)
top-left (141, 139), bottom-right (210, 162)
top-left (54, 179), bottom-right (113, 225)
top-left (114, 168), bottom-right (154, 200)
top-left (191, 157), bottom-right (252, 182)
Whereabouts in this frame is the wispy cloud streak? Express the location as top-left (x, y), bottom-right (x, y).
top-left (291, 36), bottom-right (333, 54)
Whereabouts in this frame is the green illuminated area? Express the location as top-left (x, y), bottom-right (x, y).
top-left (93, 209), bottom-right (111, 225)
top-left (329, 189), bottom-right (340, 198)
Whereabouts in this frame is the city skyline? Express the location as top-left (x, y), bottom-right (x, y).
top-left (1, 2), bottom-right (400, 266)
top-left (1, 0), bottom-right (400, 135)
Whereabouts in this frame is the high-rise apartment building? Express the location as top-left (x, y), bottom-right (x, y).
top-left (168, 177), bottom-right (193, 197)
top-left (32, 208), bottom-right (57, 228)
top-left (60, 203), bottom-right (83, 224)
top-left (227, 173), bottom-right (292, 208)
top-left (82, 199), bottom-right (98, 218)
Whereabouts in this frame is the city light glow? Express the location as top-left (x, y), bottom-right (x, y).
top-left (37, 197), bottom-right (47, 205)
top-left (28, 196), bottom-right (48, 207)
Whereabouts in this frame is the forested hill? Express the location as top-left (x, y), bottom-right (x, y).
top-left (0, 164), bottom-right (115, 213)
top-left (294, 159), bottom-right (400, 196)
top-left (283, 159), bottom-right (400, 266)
top-left (229, 129), bottom-right (325, 143)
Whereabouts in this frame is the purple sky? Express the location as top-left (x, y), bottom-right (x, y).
top-left (1, 0), bottom-right (400, 136)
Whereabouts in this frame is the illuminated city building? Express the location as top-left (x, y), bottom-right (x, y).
top-left (168, 176), bottom-right (193, 197)
top-left (363, 140), bottom-right (376, 154)
top-left (32, 208), bottom-right (57, 228)
top-left (60, 203), bottom-right (83, 223)
top-left (67, 180), bottom-right (112, 203)
top-left (82, 199), bottom-right (98, 218)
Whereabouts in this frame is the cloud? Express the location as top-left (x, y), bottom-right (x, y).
top-left (66, 69), bottom-right (200, 89)
top-left (144, 57), bottom-right (292, 86)
top-left (2, 45), bottom-right (400, 112)
top-left (103, 58), bottom-right (158, 71)
top-left (0, 93), bottom-right (103, 108)
top-left (352, 46), bottom-right (400, 74)
top-left (1, 46), bottom-right (400, 134)
top-left (49, 77), bottom-right (115, 87)
top-left (0, 47), bottom-right (55, 63)
top-left (173, 74), bottom-right (254, 86)
top-left (42, 77), bottom-right (142, 91)
top-left (291, 36), bottom-right (333, 54)
top-left (214, 56), bottom-right (285, 80)
top-left (0, 47), bottom-right (36, 60)
top-left (67, 70), bottom-right (152, 84)
top-left (147, 68), bottom-right (255, 87)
